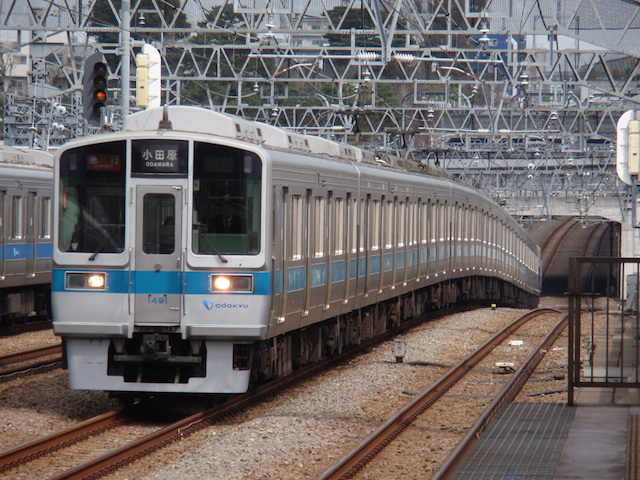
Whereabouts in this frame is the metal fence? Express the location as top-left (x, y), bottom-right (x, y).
top-left (568, 257), bottom-right (640, 405)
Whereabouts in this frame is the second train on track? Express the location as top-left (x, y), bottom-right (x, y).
top-left (0, 144), bottom-right (53, 328)
top-left (52, 105), bottom-right (541, 396)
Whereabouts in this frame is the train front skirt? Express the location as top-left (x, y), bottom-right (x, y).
top-left (64, 338), bottom-right (252, 393)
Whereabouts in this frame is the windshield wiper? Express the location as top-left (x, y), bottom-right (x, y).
top-left (89, 226), bottom-right (121, 261)
top-left (210, 244), bottom-right (228, 264)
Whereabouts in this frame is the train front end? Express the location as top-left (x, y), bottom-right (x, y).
top-left (52, 116), bottom-right (269, 395)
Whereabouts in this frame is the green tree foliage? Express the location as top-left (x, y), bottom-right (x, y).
top-left (183, 4), bottom-right (277, 106)
top-left (191, 3), bottom-right (246, 45)
top-left (324, 6), bottom-right (408, 48)
top-left (87, 0), bottom-right (191, 45)
top-left (324, 6), bottom-right (380, 48)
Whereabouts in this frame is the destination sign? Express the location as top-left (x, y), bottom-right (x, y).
top-left (86, 153), bottom-right (122, 171)
top-left (132, 139), bottom-right (187, 175)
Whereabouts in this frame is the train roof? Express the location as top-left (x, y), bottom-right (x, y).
top-left (123, 106), bottom-right (451, 180)
top-left (0, 144), bottom-right (54, 170)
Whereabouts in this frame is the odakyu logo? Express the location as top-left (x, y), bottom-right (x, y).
top-left (202, 300), bottom-right (249, 310)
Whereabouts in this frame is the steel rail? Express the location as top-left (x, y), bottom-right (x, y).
top-left (0, 343), bottom-right (63, 378)
top-left (431, 313), bottom-right (569, 480)
top-left (0, 410), bottom-right (126, 474)
top-left (44, 345), bottom-right (366, 480)
top-left (40, 307), bottom-right (471, 480)
top-left (316, 308), bottom-right (560, 480)
top-left (0, 320), bottom-right (52, 336)
top-left (541, 217), bottom-right (579, 276)
top-left (0, 343), bottom-right (62, 366)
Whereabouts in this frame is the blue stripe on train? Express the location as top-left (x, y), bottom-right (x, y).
top-left (52, 269), bottom-right (271, 295)
top-left (52, 246), bottom-right (431, 295)
top-left (0, 242), bottom-right (53, 260)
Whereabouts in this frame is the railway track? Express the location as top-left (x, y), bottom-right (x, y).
top-left (316, 308), bottom-right (567, 480)
top-left (1, 351), bottom-right (360, 479)
top-left (0, 343), bottom-right (62, 379)
top-left (1, 307), bottom-right (468, 480)
top-left (0, 319), bottom-right (52, 336)
top-left (0, 410), bottom-right (128, 476)
top-left (540, 217), bottom-right (579, 277)
top-left (533, 216), bottom-right (618, 297)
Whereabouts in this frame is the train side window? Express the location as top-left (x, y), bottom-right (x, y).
top-left (349, 196), bottom-right (358, 254)
top-left (11, 196), bottom-right (23, 240)
top-left (314, 196), bottom-right (326, 258)
top-left (358, 198), bottom-right (366, 253)
top-left (40, 197), bottom-right (52, 239)
top-left (0, 192), bottom-right (4, 241)
top-left (446, 202), bottom-right (453, 241)
top-left (397, 200), bottom-right (406, 248)
top-left (428, 201), bottom-right (435, 243)
top-left (407, 201), bottom-right (413, 247)
top-left (471, 208), bottom-right (477, 242)
top-left (334, 197), bottom-right (346, 255)
top-left (438, 202), bottom-right (448, 242)
top-left (437, 202), bottom-right (442, 242)
top-left (291, 194), bottom-right (303, 261)
top-left (445, 202), bottom-right (451, 242)
top-left (505, 224), bottom-right (510, 262)
top-left (451, 202), bottom-right (456, 241)
top-left (436, 201), bottom-right (442, 243)
top-left (419, 201), bottom-right (426, 245)
top-left (453, 202), bottom-right (459, 241)
top-left (383, 199), bottom-right (393, 250)
top-left (461, 204), bottom-right (467, 241)
top-left (438, 201), bottom-right (445, 242)
top-left (370, 198), bottom-right (380, 251)
top-left (408, 201), bottom-right (417, 247)
top-left (473, 208), bottom-right (479, 254)
top-left (458, 205), bottom-right (464, 243)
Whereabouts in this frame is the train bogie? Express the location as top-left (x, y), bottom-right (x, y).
top-left (52, 106), bottom-right (540, 396)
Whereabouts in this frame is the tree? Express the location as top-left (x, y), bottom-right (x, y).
top-left (324, 6), bottom-right (380, 48)
top-left (87, 0), bottom-right (191, 45)
top-left (182, 4), bottom-right (272, 106)
top-left (191, 4), bottom-right (247, 45)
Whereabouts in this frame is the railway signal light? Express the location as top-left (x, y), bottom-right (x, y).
top-left (136, 44), bottom-right (162, 109)
top-left (82, 52), bottom-right (109, 126)
top-left (136, 53), bottom-right (150, 108)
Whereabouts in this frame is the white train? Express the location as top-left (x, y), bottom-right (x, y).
top-left (0, 144), bottom-right (53, 326)
top-left (52, 106), bottom-right (540, 397)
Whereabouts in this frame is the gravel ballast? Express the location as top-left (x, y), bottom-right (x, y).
top-left (0, 302), bottom-right (568, 480)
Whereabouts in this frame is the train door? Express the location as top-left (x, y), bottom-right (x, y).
top-left (0, 192), bottom-right (5, 279)
top-left (272, 186), bottom-right (286, 330)
top-left (10, 194), bottom-right (26, 278)
top-left (353, 197), bottom-right (367, 307)
top-left (133, 184), bottom-right (184, 326)
top-left (26, 192), bottom-right (36, 278)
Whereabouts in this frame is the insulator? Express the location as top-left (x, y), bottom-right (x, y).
top-left (355, 52), bottom-right (379, 61)
top-left (393, 53), bottom-right (415, 63)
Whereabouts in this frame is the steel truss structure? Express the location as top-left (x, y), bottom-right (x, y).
top-left (2, 0), bottom-right (640, 221)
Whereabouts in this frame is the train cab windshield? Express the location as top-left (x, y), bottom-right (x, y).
top-left (58, 141), bottom-right (126, 255)
top-left (57, 139), bottom-right (262, 258)
top-left (192, 142), bottom-right (262, 256)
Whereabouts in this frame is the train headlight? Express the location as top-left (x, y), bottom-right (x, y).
top-left (87, 274), bottom-right (106, 289)
top-left (210, 274), bottom-right (253, 293)
top-left (213, 276), bottom-right (231, 291)
top-left (65, 272), bottom-right (108, 291)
